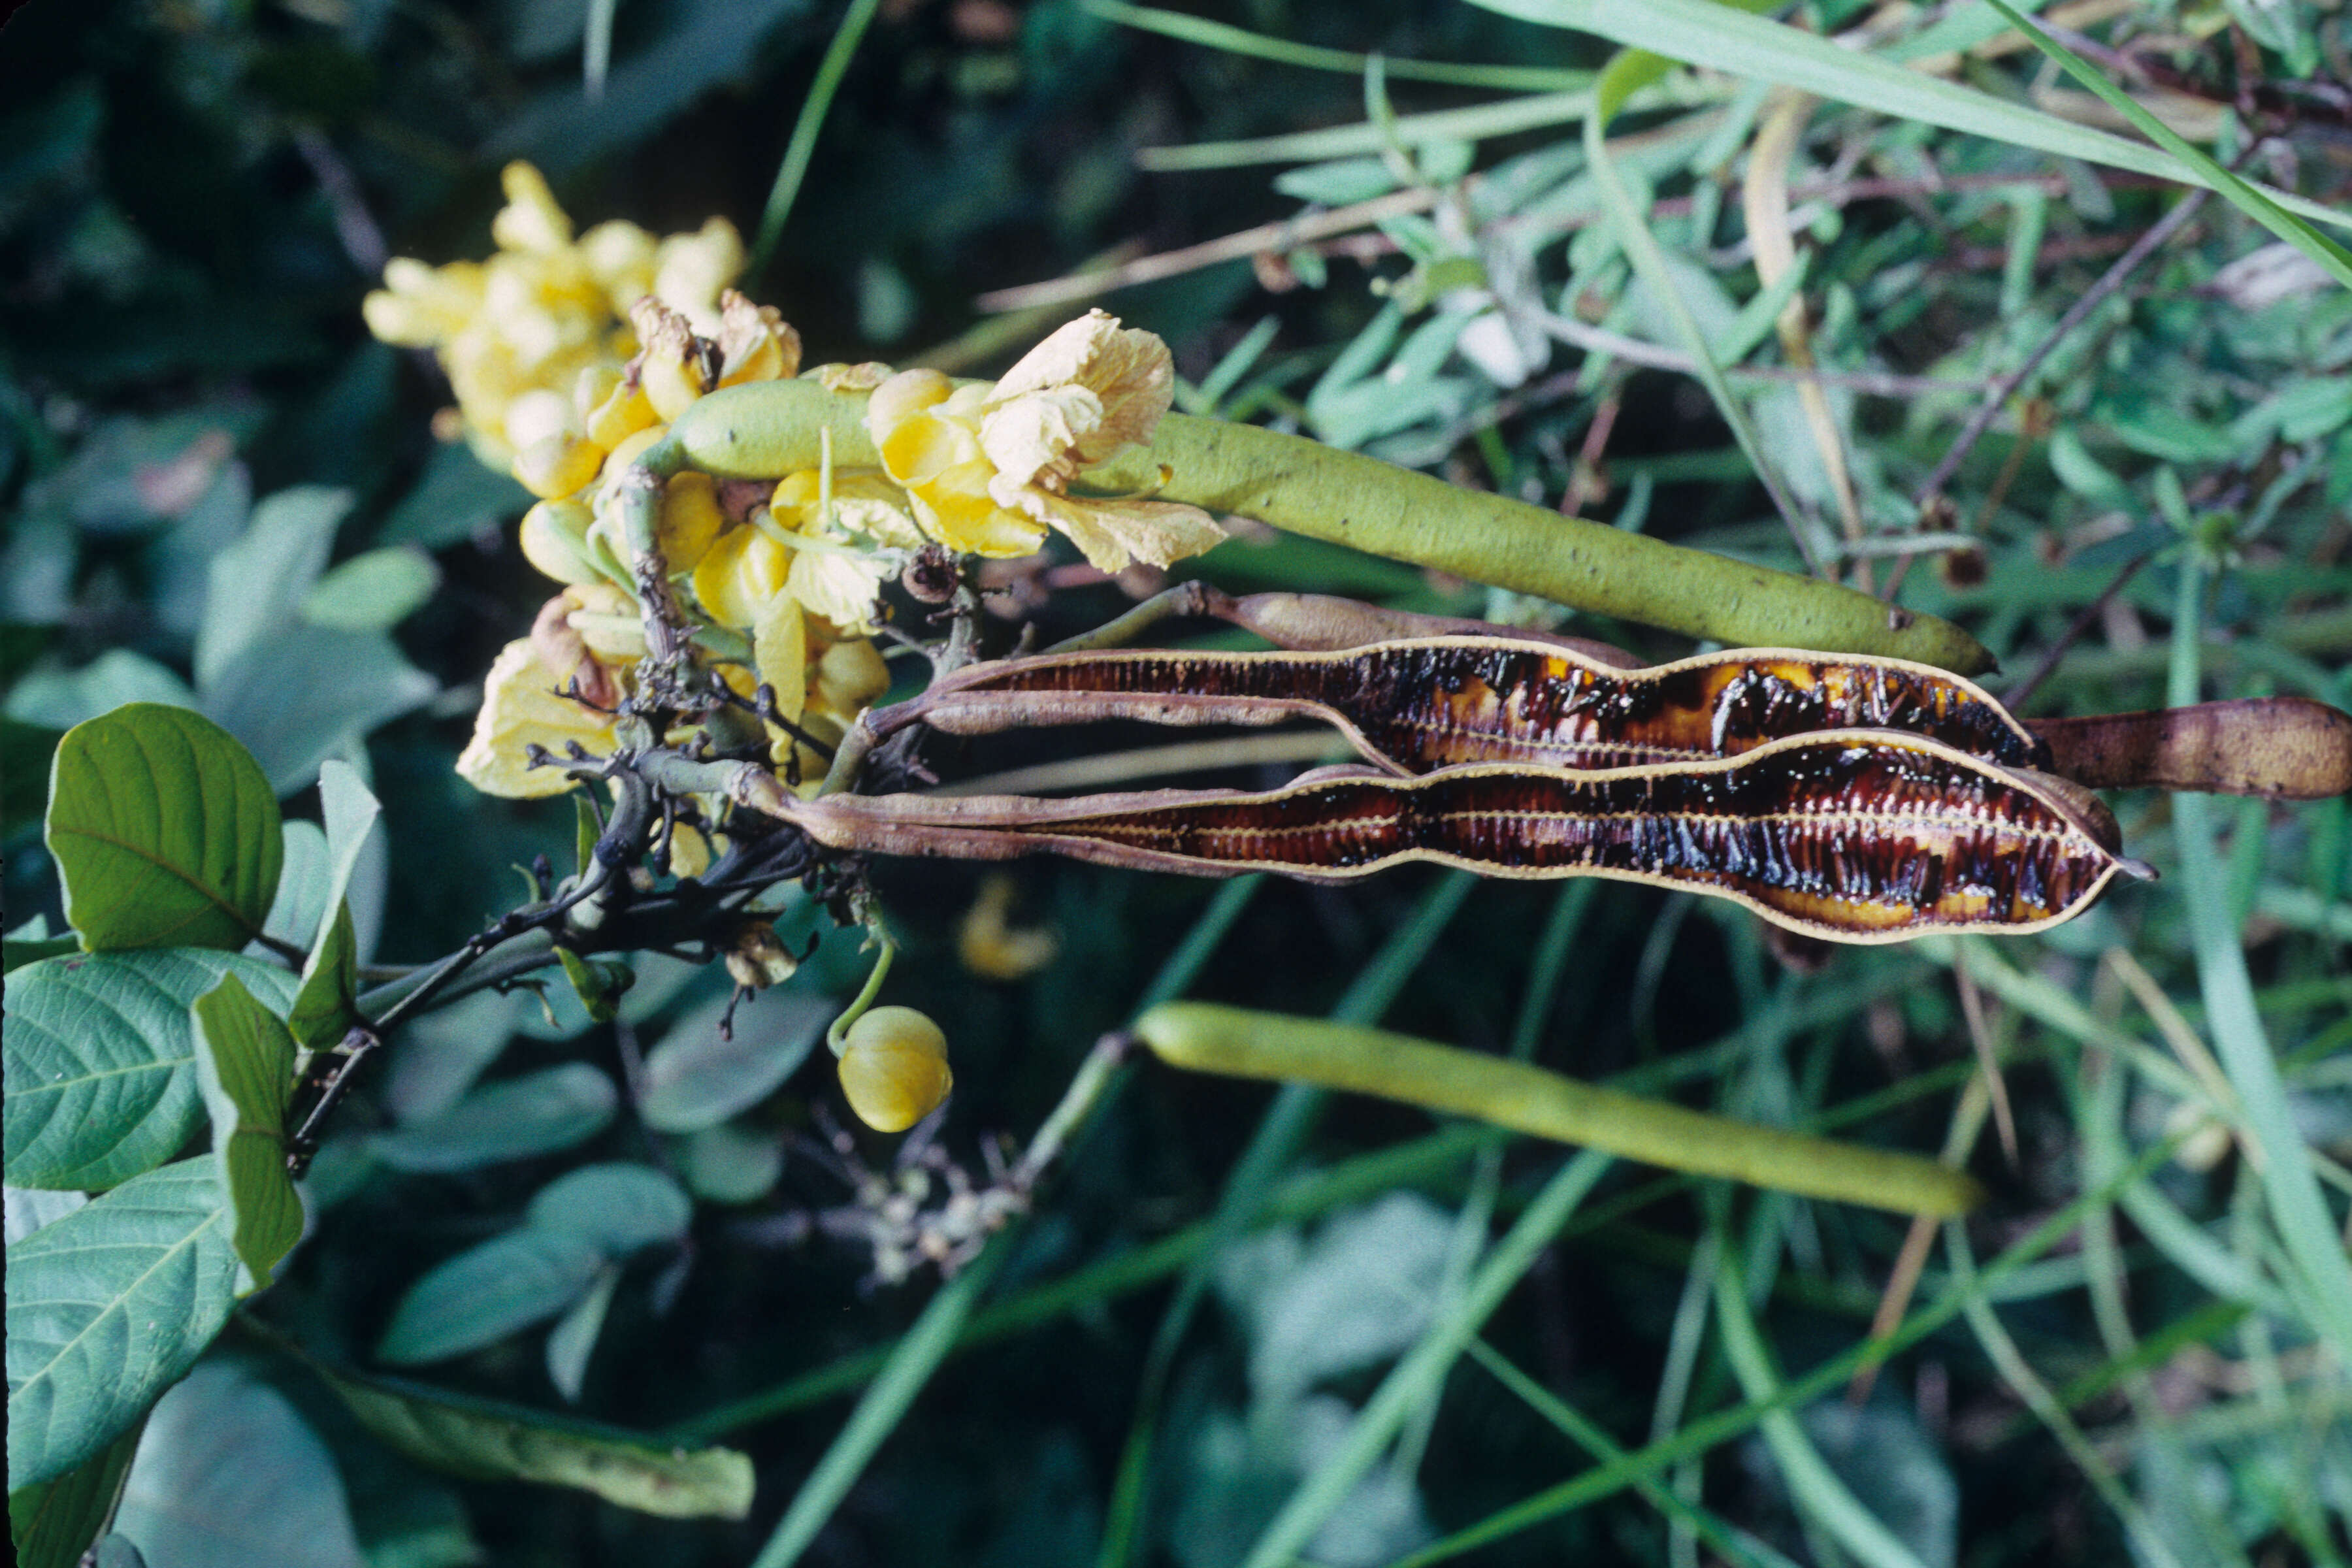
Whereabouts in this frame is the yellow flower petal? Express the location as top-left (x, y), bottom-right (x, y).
top-left (491, 163), bottom-right (574, 255)
top-left (986, 308), bottom-right (1173, 465)
top-left (660, 472), bottom-right (727, 570)
top-left (691, 523), bottom-right (791, 630)
top-left (456, 639), bottom-right (616, 799)
top-left (1007, 489), bottom-right (1226, 574)
top-left (753, 593), bottom-right (809, 740)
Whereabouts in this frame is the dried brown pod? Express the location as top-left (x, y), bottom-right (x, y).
top-left (2028, 697), bottom-right (2352, 800)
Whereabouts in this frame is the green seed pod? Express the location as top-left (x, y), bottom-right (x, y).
top-left (838, 1005), bottom-right (953, 1134)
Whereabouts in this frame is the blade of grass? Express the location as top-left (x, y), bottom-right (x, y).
top-left (1465, 1336), bottom-right (1803, 1568)
top-left (1944, 1223), bottom-right (2193, 1568)
top-left (1237, 1148), bottom-right (1616, 1568)
top-left (745, 877), bottom-right (1262, 1568)
top-left (1586, 50), bottom-right (1823, 576)
top-left (1464, 0), bottom-right (2352, 235)
top-left (1982, 0), bottom-right (2352, 290)
top-left (582, 0), bottom-right (616, 98)
top-left (1096, 873), bottom-right (1478, 1568)
top-left (1714, 1239), bottom-right (1933, 1568)
top-left (1084, 0), bottom-right (1595, 92)
top-left (2166, 554), bottom-right (2352, 1366)
top-left (1387, 1133), bottom-right (2185, 1568)
top-left (750, 0), bottom-right (885, 280)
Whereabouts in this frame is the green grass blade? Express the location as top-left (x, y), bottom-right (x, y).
top-left (1083, 0), bottom-right (1594, 92)
top-left (1465, 0), bottom-right (2352, 235)
top-left (745, 878), bottom-right (1262, 1568)
top-left (751, 0), bottom-right (887, 278)
top-left (1237, 1149), bottom-right (1616, 1568)
top-left (1983, 0), bottom-right (2352, 291)
top-left (2166, 557), bottom-right (2352, 1366)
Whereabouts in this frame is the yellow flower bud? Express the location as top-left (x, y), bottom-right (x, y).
top-left (837, 1007), bottom-right (953, 1134)
top-left (574, 364), bottom-right (623, 425)
top-left (601, 423), bottom-right (669, 480)
top-left (660, 472), bottom-right (727, 570)
top-left (519, 499), bottom-right (604, 585)
top-left (514, 434), bottom-right (606, 500)
top-left (585, 377), bottom-right (659, 450)
top-left (815, 636), bottom-right (890, 715)
top-left (631, 297), bottom-right (713, 421)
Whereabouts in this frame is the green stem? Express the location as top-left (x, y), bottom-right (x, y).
top-left (662, 379), bottom-right (1993, 670)
top-left (1133, 1003), bottom-right (1985, 1217)
top-left (824, 926), bottom-right (896, 1056)
top-left (751, 0), bottom-right (886, 280)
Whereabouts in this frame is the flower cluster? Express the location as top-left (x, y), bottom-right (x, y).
top-left (369, 172), bottom-right (1224, 813)
top-left (362, 161), bottom-right (743, 466)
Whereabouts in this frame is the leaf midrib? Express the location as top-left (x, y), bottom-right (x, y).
top-left (53, 823), bottom-right (265, 943)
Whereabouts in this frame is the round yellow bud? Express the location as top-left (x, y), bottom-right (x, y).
top-left (837, 1006), bottom-right (953, 1134)
top-left (659, 473), bottom-right (727, 571)
top-left (519, 499), bottom-right (603, 585)
top-left (514, 434), bottom-right (606, 501)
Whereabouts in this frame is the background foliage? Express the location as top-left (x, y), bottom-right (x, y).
top-left (5, 1), bottom-right (2351, 1567)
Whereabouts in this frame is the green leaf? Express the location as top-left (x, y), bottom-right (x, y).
top-left (376, 1229), bottom-right (607, 1365)
top-left (261, 821), bottom-right (333, 953)
top-left (2, 650), bottom-right (197, 732)
top-left (7, 1416), bottom-right (145, 1568)
top-left (112, 1361), bottom-right (367, 1568)
top-left (199, 627), bottom-right (435, 797)
top-left (189, 973), bottom-right (305, 1293)
top-left (46, 704), bottom-right (283, 952)
top-left (284, 761), bottom-right (383, 1047)
top-left (286, 904), bottom-right (359, 1051)
top-left (671, 1120), bottom-right (786, 1204)
top-left (3, 934), bottom-right (78, 973)
top-left (1982, 0), bottom-right (2352, 292)
top-left (369, 1064), bottom-right (618, 1173)
top-left (377, 442), bottom-right (532, 550)
top-left (301, 547), bottom-right (440, 633)
top-left (5, 1159), bottom-right (240, 1490)
top-left (193, 486), bottom-right (351, 692)
top-left (544, 1264), bottom-right (622, 1404)
top-left (525, 1163), bottom-right (693, 1256)
top-left (5, 951), bottom-right (300, 1190)
top-left (302, 1358), bottom-right (755, 1518)
top-left (555, 947), bottom-right (619, 1024)
top-left (1465, 0), bottom-right (2351, 237)
top-left (638, 990), bottom-right (829, 1133)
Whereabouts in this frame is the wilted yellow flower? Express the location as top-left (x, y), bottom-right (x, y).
top-left (687, 470), bottom-right (919, 634)
top-left (866, 311), bottom-right (1224, 572)
top-left (457, 636), bottom-right (623, 799)
top-left (957, 874), bottom-right (1059, 981)
top-left (979, 310), bottom-right (1227, 573)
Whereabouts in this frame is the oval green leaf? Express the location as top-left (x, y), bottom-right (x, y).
top-left (369, 1064), bottom-right (618, 1174)
top-left (304, 1359), bottom-right (754, 1519)
top-left (46, 704), bottom-right (283, 952)
top-left (525, 1163), bottom-right (693, 1258)
top-left (638, 991), bottom-right (828, 1133)
top-left (112, 1361), bottom-right (367, 1568)
top-left (376, 1229), bottom-right (606, 1365)
top-left (190, 973), bottom-right (304, 1293)
top-left (5, 1159), bottom-right (240, 1490)
top-left (5, 951), bottom-right (300, 1191)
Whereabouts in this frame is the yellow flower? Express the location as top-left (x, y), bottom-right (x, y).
top-left (865, 311), bottom-right (1225, 572)
top-left (456, 637), bottom-right (621, 800)
top-left (687, 468), bottom-right (918, 634)
top-left (867, 370), bottom-right (1050, 558)
top-left (360, 162), bottom-right (751, 467)
top-left (956, 874), bottom-right (1059, 981)
top-left (979, 310), bottom-right (1226, 573)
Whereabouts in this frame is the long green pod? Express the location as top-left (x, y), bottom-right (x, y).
top-left (662, 378), bottom-right (1993, 671)
top-left (1132, 1003), bottom-right (1984, 1217)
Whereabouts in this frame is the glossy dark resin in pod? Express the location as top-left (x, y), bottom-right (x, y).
top-left (782, 730), bottom-right (2148, 944)
top-left (893, 638), bottom-right (2045, 777)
